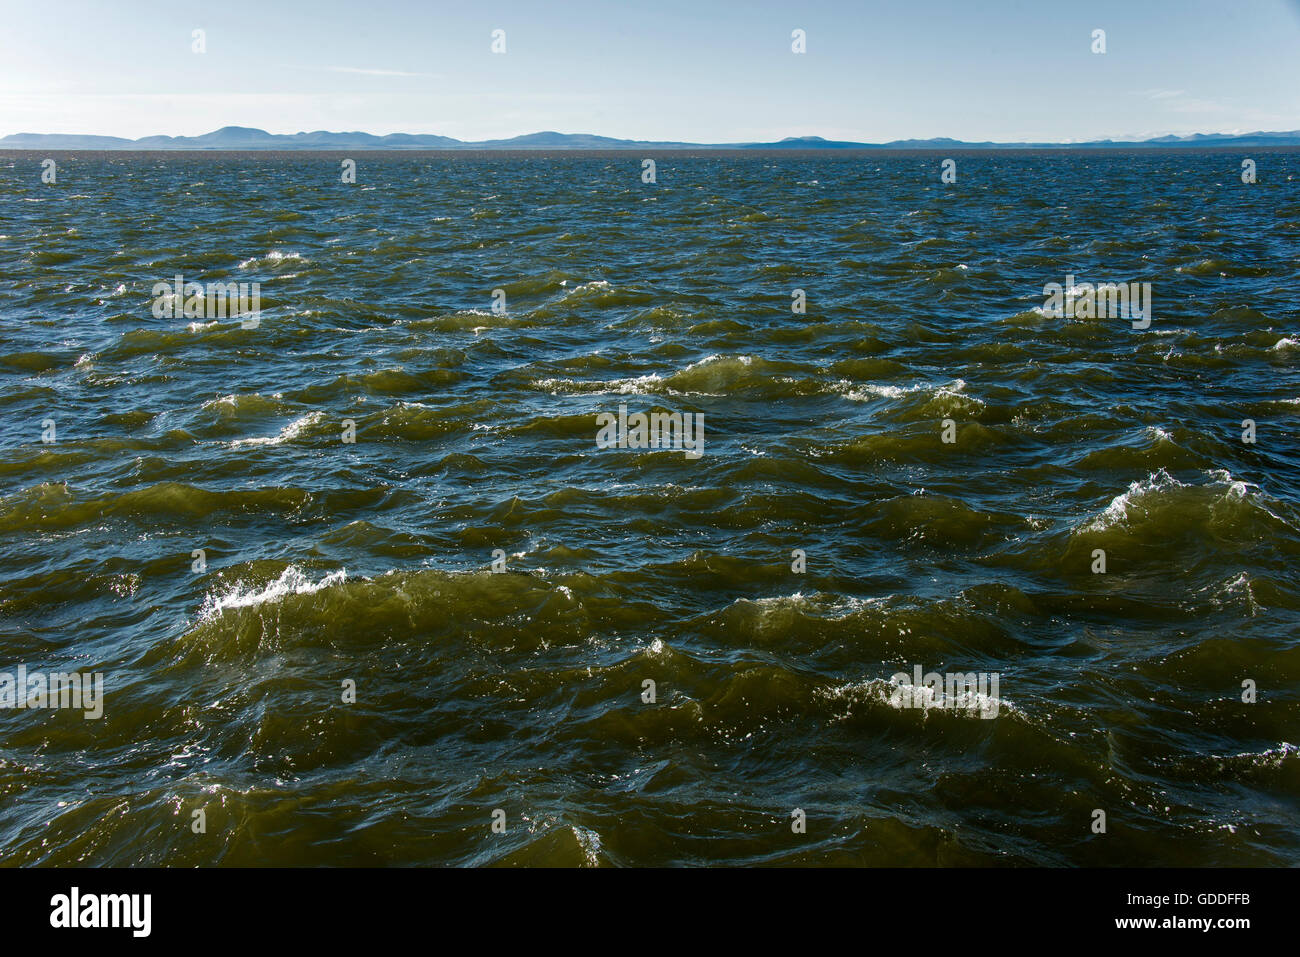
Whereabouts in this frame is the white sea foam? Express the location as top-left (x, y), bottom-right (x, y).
top-left (533, 372), bottom-right (664, 396)
top-left (239, 250), bottom-right (305, 268)
top-left (199, 565), bottom-right (347, 619)
top-left (562, 279), bottom-right (612, 295)
top-left (572, 826), bottom-right (603, 866)
top-left (1081, 469), bottom-right (1183, 532)
top-left (818, 676), bottom-right (1013, 721)
top-left (1081, 468), bottom-right (1269, 534)
top-left (838, 377), bottom-right (969, 403)
top-left (842, 382), bottom-right (908, 400)
top-left (229, 412), bottom-right (322, 447)
top-left (731, 591), bottom-right (886, 621)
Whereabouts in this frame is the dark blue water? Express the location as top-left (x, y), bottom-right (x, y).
top-left (0, 150), bottom-right (1297, 865)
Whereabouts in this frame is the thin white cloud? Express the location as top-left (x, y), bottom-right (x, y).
top-left (1129, 88), bottom-right (1233, 116)
top-left (1170, 98), bottom-right (1230, 114)
top-left (327, 67), bottom-right (438, 78)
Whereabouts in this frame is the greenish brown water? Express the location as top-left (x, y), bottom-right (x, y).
top-left (1, 150), bottom-right (1297, 865)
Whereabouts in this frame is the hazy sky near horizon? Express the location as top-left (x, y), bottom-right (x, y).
top-left (2, 0), bottom-right (1298, 142)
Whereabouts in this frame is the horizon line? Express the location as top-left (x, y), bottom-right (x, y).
top-left (4, 125), bottom-right (1300, 151)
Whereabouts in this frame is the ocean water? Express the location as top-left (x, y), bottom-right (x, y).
top-left (0, 150), bottom-right (1297, 866)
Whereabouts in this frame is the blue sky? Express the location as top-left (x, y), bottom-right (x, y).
top-left (1, 0), bottom-right (1297, 142)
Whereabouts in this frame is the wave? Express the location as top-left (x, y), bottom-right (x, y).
top-left (200, 564), bottom-right (348, 619)
top-left (1076, 468), bottom-right (1277, 535)
top-left (228, 412), bottom-right (326, 447)
top-left (817, 676), bottom-right (1013, 722)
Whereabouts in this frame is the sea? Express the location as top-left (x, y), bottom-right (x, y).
top-left (0, 149), bottom-right (1296, 865)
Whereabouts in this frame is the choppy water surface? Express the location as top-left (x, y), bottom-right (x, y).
top-left (1, 150), bottom-right (1297, 866)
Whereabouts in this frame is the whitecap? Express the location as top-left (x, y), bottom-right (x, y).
top-left (819, 676), bottom-right (1011, 721)
top-left (1081, 469), bottom-right (1183, 532)
top-left (229, 412), bottom-right (322, 447)
top-left (199, 565), bottom-right (347, 619)
top-left (238, 249), bottom-right (306, 269)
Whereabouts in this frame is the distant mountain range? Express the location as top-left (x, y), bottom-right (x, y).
top-left (3, 126), bottom-right (1300, 150)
